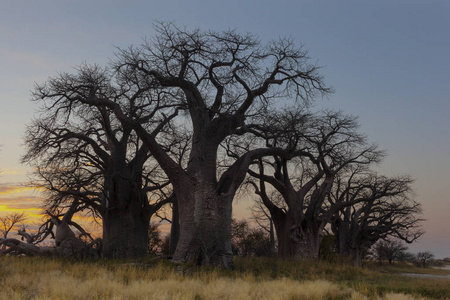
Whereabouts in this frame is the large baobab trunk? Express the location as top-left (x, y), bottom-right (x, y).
top-left (333, 218), bottom-right (364, 267)
top-left (351, 249), bottom-right (363, 267)
top-left (290, 227), bottom-right (322, 260)
top-left (340, 241), bottom-right (363, 267)
top-left (171, 141), bottom-right (234, 268)
top-left (171, 180), bottom-right (233, 268)
top-left (102, 176), bottom-right (150, 258)
top-left (272, 212), bottom-right (321, 260)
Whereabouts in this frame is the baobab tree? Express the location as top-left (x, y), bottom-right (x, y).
top-left (23, 64), bottom-right (175, 258)
top-left (330, 169), bottom-right (422, 267)
top-left (34, 23), bottom-right (330, 268)
top-left (245, 109), bottom-right (383, 260)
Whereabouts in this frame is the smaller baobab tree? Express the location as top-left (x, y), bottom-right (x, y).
top-left (245, 109), bottom-right (383, 260)
top-left (330, 169), bottom-right (423, 267)
top-left (22, 64), bottom-right (176, 258)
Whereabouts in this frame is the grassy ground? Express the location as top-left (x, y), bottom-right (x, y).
top-left (0, 256), bottom-right (448, 299)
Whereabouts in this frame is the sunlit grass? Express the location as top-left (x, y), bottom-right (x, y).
top-left (0, 256), bottom-right (448, 299)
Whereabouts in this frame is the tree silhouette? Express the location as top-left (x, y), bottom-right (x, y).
top-left (246, 109), bottom-right (382, 259)
top-left (38, 23), bottom-right (330, 268)
top-left (330, 169), bottom-right (423, 266)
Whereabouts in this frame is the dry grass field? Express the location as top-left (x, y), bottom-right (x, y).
top-left (0, 256), bottom-right (448, 299)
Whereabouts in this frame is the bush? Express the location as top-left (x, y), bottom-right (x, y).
top-left (231, 219), bottom-right (273, 257)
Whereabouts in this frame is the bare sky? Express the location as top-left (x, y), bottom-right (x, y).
top-left (1, 0), bottom-right (449, 258)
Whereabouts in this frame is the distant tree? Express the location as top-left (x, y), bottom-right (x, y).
top-left (416, 251), bottom-right (435, 267)
top-left (382, 240), bottom-right (408, 264)
top-left (159, 235), bottom-right (171, 256)
top-left (0, 212), bottom-right (27, 240)
top-left (396, 251), bottom-right (416, 263)
top-left (370, 240), bottom-right (385, 264)
top-left (370, 239), bottom-right (408, 264)
top-left (330, 168), bottom-right (422, 267)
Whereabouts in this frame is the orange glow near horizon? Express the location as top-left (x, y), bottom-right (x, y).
top-left (0, 182), bottom-right (46, 230)
top-left (0, 204), bottom-right (44, 220)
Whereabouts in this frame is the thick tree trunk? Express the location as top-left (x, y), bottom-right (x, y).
top-left (102, 207), bottom-right (149, 258)
top-left (168, 138), bottom-right (234, 268)
top-left (333, 221), bottom-right (364, 267)
top-left (171, 181), bottom-right (233, 268)
top-left (290, 226), bottom-right (322, 260)
top-left (348, 248), bottom-right (363, 267)
top-left (102, 177), bottom-right (150, 259)
top-left (338, 245), bottom-right (363, 267)
top-left (342, 250), bottom-right (363, 267)
top-left (335, 221), bottom-right (354, 265)
top-left (272, 213), bottom-right (290, 257)
top-left (272, 212), bottom-right (322, 260)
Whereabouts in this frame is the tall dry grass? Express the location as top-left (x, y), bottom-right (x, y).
top-left (0, 256), bottom-right (438, 299)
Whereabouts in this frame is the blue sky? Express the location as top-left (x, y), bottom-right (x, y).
top-left (1, 1), bottom-right (449, 257)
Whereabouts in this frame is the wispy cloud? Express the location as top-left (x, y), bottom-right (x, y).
top-left (0, 168), bottom-right (27, 176)
top-left (0, 187), bottom-right (45, 220)
top-left (0, 182), bottom-right (45, 195)
top-left (0, 205), bottom-right (44, 220)
top-left (0, 195), bottom-right (43, 208)
top-left (0, 185), bottom-right (34, 195)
